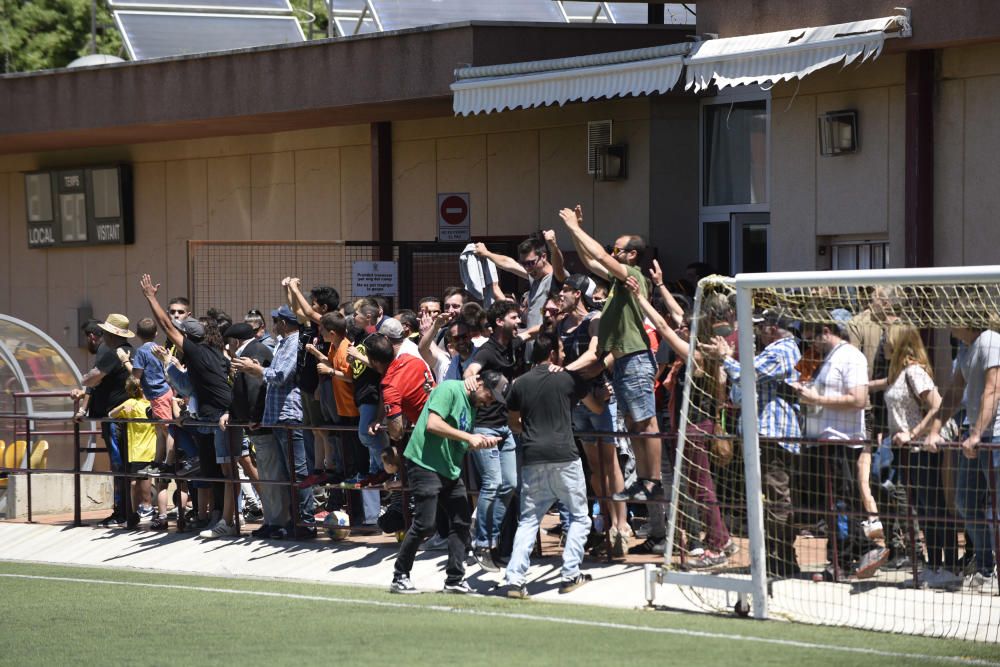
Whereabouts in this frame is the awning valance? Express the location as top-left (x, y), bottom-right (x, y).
top-left (684, 14), bottom-right (911, 92)
top-left (451, 13), bottom-right (911, 116)
top-left (451, 43), bottom-right (690, 117)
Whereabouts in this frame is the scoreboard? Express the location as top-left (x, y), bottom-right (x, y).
top-left (24, 165), bottom-right (134, 249)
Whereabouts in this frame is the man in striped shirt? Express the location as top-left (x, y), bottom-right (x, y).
top-left (703, 309), bottom-right (802, 576)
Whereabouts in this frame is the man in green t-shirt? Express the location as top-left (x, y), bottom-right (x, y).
top-left (559, 205), bottom-right (664, 504)
top-left (391, 372), bottom-right (508, 595)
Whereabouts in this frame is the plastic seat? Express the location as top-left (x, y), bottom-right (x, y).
top-left (29, 440), bottom-right (48, 469)
top-left (4, 440), bottom-right (27, 469)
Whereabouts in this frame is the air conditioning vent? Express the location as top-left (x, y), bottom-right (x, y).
top-left (587, 120), bottom-right (612, 175)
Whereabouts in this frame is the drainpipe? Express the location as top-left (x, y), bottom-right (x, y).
top-left (904, 50), bottom-right (934, 268)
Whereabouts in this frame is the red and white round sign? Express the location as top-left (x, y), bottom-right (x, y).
top-left (439, 195), bottom-right (469, 225)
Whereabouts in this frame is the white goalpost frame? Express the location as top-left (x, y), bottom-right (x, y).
top-left (652, 264), bottom-right (1000, 621)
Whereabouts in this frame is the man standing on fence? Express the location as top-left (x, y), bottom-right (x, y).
top-left (559, 205), bottom-right (663, 503)
top-left (390, 372), bottom-right (505, 594)
top-left (703, 310), bottom-right (803, 576)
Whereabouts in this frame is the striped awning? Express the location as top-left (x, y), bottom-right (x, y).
top-left (685, 15), bottom-right (911, 92)
top-left (450, 13), bottom-right (911, 116)
top-left (451, 43), bottom-right (690, 117)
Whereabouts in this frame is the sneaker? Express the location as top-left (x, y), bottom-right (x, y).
top-left (474, 546), bottom-right (500, 573)
top-left (443, 580), bottom-right (474, 595)
top-left (420, 534), bottom-right (449, 551)
top-left (137, 505), bottom-right (155, 523)
top-left (501, 583), bottom-right (530, 599)
top-left (157, 463), bottom-right (176, 477)
top-left (390, 574), bottom-right (418, 594)
top-left (686, 550), bottom-right (728, 570)
top-left (722, 538), bottom-right (740, 557)
top-left (176, 457), bottom-right (200, 477)
top-left (964, 571), bottom-right (986, 592)
top-left (545, 523), bottom-right (565, 537)
top-left (610, 527), bottom-right (629, 558)
top-left (268, 527), bottom-right (288, 540)
top-left (294, 526), bottom-right (318, 540)
top-left (136, 463), bottom-right (161, 476)
top-left (251, 525), bottom-right (276, 538)
top-left (126, 512), bottom-right (141, 529)
top-left (611, 480), bottom-right (664, 503)
top-left (243, 505), bottom-right (264, 523)
top-left (854, 547), bottom-right (890, 579)
top-left (631, 538), bottom-right (667, 556)
top-left (98, 513), bottom-right (126, 528)
top-left (200, 520), bottom-right (238, 539)
top-left (686, 537), bottom-right (706, 558)
top-left (150, 515), bottom-right (168, 531)
top-left (559, 573), bottom-right (592, 594)
top-left (861, 518), bottom-right (884, 540)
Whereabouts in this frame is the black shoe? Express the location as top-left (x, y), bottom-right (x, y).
top-left (251, 525), bottom-right (275, 538)
top-left (243, 505), bottom-right (264, 523)
top-left (98, 513), bottom-right (126, 528)
top-left (150, 516), bottom-right (169, 531)
top-left (126, 512), bottom-right (141, 529)
top-left (611, 480), bottom-right (663, 503)
top-left (559, 573), bottom-right (592, 594)
top-left (473, 547), bottom-right (500, 573)
top-left (545, 523), bottom-right (565, 536)
top-left (631, 537), bottom-right (667, 555)
top-left (176, 458), bottom-right (200, 477)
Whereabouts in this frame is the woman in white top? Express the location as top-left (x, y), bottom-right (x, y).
top-left (880, 325), bottom-right (959, 586)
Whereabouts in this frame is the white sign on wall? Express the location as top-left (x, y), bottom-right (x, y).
top-left (437, 192), bottom-right (470, 241)
top-left (352, 261), bottom-right (398, 296)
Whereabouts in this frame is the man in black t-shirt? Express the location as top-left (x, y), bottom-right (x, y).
top-left (501, 331), bottom-right (594, 597)
top-left (74, 313), bottom-right (135, 527)
top-left (463, 299), bottom-right (525, 570)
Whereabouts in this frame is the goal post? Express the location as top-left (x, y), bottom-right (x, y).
top-left (653, 265), bottom-right (1000, 643)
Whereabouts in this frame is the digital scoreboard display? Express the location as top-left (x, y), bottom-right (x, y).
top-left (24, 165), bottom-right (134, 249)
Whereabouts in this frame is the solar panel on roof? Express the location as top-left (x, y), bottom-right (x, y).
top-left (369, 0), bottom-right (566, 32)
top-left (115, 11), bottom-right (305, 59)
top-left (109, 0), bottom-right (293, 11)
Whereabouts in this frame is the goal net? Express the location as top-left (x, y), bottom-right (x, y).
top-left (659, 267), bottom-right (1000, 643)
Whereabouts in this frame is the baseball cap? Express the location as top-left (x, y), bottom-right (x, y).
top-left (224, 322), bottom-right (255, 341)
top-left (178, 319), bottom-right (205, 341)
top-left (378, 318), bottom-right (406, 340)
top-left (480, 370), bottom-right (509, 406)
top-left (270, 305), bottom-right (298, 324)
top-left (754, 308), bottom-right (800, 332)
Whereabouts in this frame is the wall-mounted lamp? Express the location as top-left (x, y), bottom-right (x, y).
top-left (818, 110), bottom-right (858, 156)
top-left (596, 144), bottom-right (628, 181)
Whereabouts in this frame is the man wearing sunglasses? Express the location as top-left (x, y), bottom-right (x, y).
top-left (559, 205), bottom-right (664, 503)
top-left (474, 234), bottom-right (566, 344)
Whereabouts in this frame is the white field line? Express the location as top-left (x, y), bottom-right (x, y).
top-left (0, 572), bottom-right (996, 666)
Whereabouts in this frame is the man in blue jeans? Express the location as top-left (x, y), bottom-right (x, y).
top-left (501, 331), bottom-right (596, 598)
top-left (463, 299), bottom-right (526, 570)
top-left (930, 325), bottom-right (1000, 592)
top-left (234, 305), bottom-right (316, 539)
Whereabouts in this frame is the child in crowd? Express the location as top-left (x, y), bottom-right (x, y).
top-left (109, 377), bottom-right (156, 527)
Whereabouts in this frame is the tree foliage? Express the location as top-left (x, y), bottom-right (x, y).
top-left (1, 0), bottom-right (124, 73)
top-left (0, 0), bottom-right (335, 74)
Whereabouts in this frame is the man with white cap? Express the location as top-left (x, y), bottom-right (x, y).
top-left (74, 314), bottom-right (135, 527)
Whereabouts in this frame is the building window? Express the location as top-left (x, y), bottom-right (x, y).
top-left (831, 240), bottom-right (889, 270)
top-left (703, 100), bottom-right (768, 206)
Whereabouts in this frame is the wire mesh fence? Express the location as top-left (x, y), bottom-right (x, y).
top-left (664, 272), bottom-right (1000, 643)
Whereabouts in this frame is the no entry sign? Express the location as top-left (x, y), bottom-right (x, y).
top-left (437, 192), bottom-right (470, 241)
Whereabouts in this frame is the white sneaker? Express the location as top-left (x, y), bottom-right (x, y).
top-left (201, 521), bottom-right (238, 539)
top-left (964, 571), bottom-right (986, 592)
top-left (861, 518), bottom-right (884, 540)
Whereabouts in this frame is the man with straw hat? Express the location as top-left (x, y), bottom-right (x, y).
top-left (73, 314), bottom-right (135, 527)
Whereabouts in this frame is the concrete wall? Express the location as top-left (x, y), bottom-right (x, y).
top-left (769, 54), bottom-right (907, 271)
top-left (769, 42), bottom-right (1000, 272)
top-left (935, 42), bottom-right (1000, 267)
top-left (390, 97), bottom-right (654, 250)
top-left (0, 98), bottom-right (659, 371)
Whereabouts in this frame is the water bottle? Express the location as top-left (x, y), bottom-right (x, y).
top-left (591, 501), bottom-right (604, 533)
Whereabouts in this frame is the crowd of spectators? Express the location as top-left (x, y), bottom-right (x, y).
top-left (68, 204), bottom-right (998, 596)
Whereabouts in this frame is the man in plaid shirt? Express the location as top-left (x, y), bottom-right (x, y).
top-left (703, 309), bottom-right (802, 577)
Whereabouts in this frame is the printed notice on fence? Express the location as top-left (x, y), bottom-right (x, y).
top-left (352, 261), bottom-right (398, 297)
